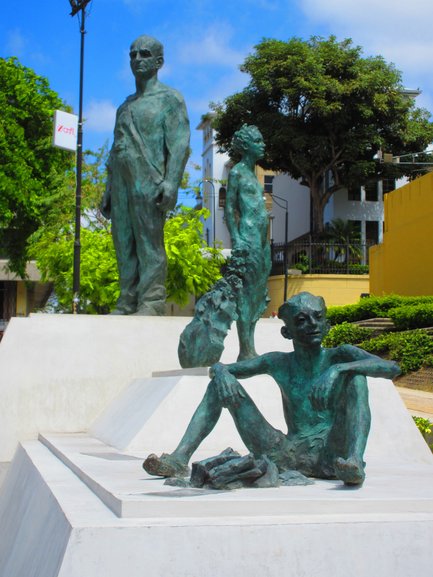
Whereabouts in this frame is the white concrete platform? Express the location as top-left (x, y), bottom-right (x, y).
top-left (0, 314), bottom-right (283, 461)
top-left (1, 371), bottom-right (433, 577)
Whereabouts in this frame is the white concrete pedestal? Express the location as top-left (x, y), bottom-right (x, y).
top-left (1, 370), bottom-right (433, 577)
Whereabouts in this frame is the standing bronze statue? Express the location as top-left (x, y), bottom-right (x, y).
top-left (147, 292), bottom-right (401, 486)
top-left (226, 124), bottom-right (271, 359)
top-left (178, 125), bottom-right (270, 367)
top-left (101, 35), bottom-right (190, 315)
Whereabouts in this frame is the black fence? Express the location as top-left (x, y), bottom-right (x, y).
top-left (270, 238), bottom-right (375, 276)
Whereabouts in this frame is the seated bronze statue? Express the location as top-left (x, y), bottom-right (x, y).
top-left (144, 292), bottom-right (400, 485)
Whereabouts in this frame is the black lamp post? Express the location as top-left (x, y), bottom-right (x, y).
top-left (198, 179), bottom-right (217, 246)
top-left (69, 0), bottom-right (91, 313)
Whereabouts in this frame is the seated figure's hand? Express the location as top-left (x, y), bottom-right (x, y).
top-left (310, 365), bottom-right (341, 411)
top-left (156, 181), bottom-right (177, 212)
top-left (211, 364), bottom-right (245, 408)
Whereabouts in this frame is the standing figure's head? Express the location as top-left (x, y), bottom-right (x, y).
top-left (278, 292), bottom-right (329, 347)
top-left (129, 35), bottom-right (164, 81)
top-left (231, 124), bottom-right (265, 162)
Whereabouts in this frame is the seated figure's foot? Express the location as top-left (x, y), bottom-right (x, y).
top-left (334, 456), bottom-right (365, 486)
top-left (143, 453), bottom-right (189, 478)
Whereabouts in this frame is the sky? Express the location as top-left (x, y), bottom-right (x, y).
top-left (2, 0), bottom-right (433, 193)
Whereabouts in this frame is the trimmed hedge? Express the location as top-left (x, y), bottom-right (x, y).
top-left (388, 303), bottom-right (433, 330)
top-left (327, 295), bottom-right (433, 325)
top-left (324, 325), bottom-right (433, 375)
top-left (322, 322), bottom-right (374, 347)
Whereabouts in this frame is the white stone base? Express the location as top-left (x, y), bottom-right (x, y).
top-left (1, 433), bottom-right (432, 577)
top-left (1, 373), bottom-right (433, 577)
top-left (0, 315), bottom-right (283, 461)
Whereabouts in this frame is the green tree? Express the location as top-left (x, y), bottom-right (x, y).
top-left (0, 57), bottom-right (74, 275)
top-left (31, 169), bottom-right (224, 312)
top-left (165, 206), bottom-right (224, 307)
top-left (212, 36), bottom-right (433, 234)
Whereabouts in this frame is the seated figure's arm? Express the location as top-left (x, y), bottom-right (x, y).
top-left (331, 344), bottom-right (401, 379)
top-left (210, 353), bottom-right (276, 380)
top-left (310, 345), bottom-right (400, 410)
top-left (209, 354), bottom-right (277, 407)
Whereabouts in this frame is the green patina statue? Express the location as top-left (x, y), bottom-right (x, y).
top-left (101, 35), bottom-right (190, 315)
top-left (178, 125), bottom-right (270, 366)
top-left (145, 292), bottom-right (401, 486)
top-left (226, 125), bottom-right (271, 359)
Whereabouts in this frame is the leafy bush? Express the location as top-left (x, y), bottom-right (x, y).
top-left (413, 416), bottom-right (432, 438)
top-left (389, 303), bottom-right (433, 330)
top-left (359, 330), bottom-right (433, 374)
top-left (327, 295), bottom-right (433, 325)
top-left (323, 322), bottom-right (374, 347)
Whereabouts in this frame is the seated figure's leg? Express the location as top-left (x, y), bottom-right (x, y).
top-left (143, 371), bottom-right (291, 476)
top-left (143, 380), bottom-right (224, 476)
top-left (326, 374), bottom-right (370, 485)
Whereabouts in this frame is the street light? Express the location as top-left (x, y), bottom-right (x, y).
top-left (68, 0), bottom-right (91, 313)
top-left (197, 179), bottom-right (217, 246)
top-left (270, 193), bottom-right (289, 302)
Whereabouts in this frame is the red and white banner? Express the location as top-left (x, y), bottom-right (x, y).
top-left (52, 110), bottom-right (78, 152)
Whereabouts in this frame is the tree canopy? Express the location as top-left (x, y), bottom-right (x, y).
top-left (212, 36), bottom-right (433, 233)
top-left (0, 57), bottom-right (74, 275)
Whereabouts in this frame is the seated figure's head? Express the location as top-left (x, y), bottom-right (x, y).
top-left (278, 292), bottom-right (329, 346)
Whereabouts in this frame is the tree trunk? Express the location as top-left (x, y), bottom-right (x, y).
top-left (309, 179), bottom-right (327, 236)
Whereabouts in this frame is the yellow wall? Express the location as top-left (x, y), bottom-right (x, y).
top-left (370, 172), bottom-right (433, 296)
top-left (265, 274), bottom-right (370, 314)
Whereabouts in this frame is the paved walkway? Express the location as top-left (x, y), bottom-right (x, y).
top-left (397, 386), bottom-right (433, 420)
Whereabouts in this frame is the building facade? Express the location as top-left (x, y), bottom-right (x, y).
top-left (197, 115), bottom-right (398, 249)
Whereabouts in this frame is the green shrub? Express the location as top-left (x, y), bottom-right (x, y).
top-left (327, 295), bottom-right (433, 326)
top-left (389, 303), bottom-right (433, 330)
top-left (323, 322), bottom-right (374, 347)
top-left (359, 330), bottom-right (433, 374)
top-left (413, 416), bottom-right (432, 438)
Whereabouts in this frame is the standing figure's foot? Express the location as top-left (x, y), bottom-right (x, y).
top-left (334, 456), bottom-right (365, 486)
top-left (143, 453), bottom-right (189, 477)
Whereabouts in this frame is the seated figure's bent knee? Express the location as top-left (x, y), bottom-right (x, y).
top-left (346, 373), bottom-right (369, 404)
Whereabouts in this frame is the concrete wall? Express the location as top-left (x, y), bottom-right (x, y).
top-left (370, 172), bottom-right (433, 296)
top-left (266, 274), bottom-right (370, 313)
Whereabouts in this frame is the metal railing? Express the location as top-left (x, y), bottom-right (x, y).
top-left (270, 238), bottom-right (375, 276)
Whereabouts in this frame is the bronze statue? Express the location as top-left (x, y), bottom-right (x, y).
top-left (178, 125), bottom-right (270, 366)
top-left (146, 292), bottom-right (401, 486)
top-left (101, 35), bottom-right (190, 315)
top-left (226, 124), bottom-right (271, 360)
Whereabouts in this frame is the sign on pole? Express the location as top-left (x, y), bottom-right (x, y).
top-left (52, 110), bottom-right (78, 152)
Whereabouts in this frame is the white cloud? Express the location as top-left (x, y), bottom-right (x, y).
top-left (299, 0), bottom-right (433, 106)
top-left (177, 24), bottom-right (247, 68)
top-left (6, 29), bottom-right (26, 57)
top-left (300, 0), bottom-right (433, 73)
top-left (85, 100), bottom-right (117, 132)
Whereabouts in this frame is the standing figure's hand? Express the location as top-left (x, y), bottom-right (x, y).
top-left (156, 181), bottom-right (177, 212)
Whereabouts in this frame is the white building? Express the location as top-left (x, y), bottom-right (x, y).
top-left (197, 115), bottom-right (403, 249)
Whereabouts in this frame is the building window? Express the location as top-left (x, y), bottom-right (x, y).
top-left (382, 178), bottom-right (396, 194)
top-left (365, 182), bottom-right (378, 202)
top-left (348, 220), bottom-right (362, 237)
top-left (264, 175), bottom-right (274, 194)
top-left (218, 187), bottom-right (226, 208)
top-left (366, 221), bottom-right (379, 244)
top-left (348, 186), bottom-right (361, 201)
